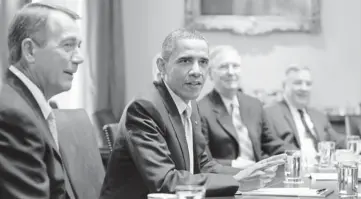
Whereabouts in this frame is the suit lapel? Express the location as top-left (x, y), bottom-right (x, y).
top-left (6, 71), bottom-right (63, 163)
top-left (237, 93), bottom-right (259, 160)
top-left (210, 90), bottom-right (239, 145)
top-left (281, 100), bottom-right (301, 148)
top-left (155, 81), bottom-right (190, 171)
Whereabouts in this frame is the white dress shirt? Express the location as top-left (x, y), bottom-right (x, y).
top-left (284, 98), bottom-right (318, 165)
top-left (9, 66), bottom-right (59, 149)
top-left (164, 83), bottom-right (194, 174)
top-left (220, 95), bottom-right (255, 161)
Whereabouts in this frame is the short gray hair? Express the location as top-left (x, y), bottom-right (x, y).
top-left (283, 64), bottom-right (311, 88)
top-left (209, 45), bottom-right (240, 68)
top-left (7, 2), bottom-right (80, 65)
top-left (161, 28), bottom-right (208, 62)
top-left (285, 64), bottom-right (310, 76)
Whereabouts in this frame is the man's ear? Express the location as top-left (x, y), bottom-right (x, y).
top-left (21, 38), bottom-right (36, 63)
top-left (156, 57), bottom-right (166, 76)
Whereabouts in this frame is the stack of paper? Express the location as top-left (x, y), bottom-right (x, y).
top-left (237, 187), bottom-right (333, 198)
top-left (310, 172), bottom-right (361, 181)
top-left (310, 173), bottom-right (338, 181)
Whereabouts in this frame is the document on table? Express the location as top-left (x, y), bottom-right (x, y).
top-left (236, 187), bottom-right (334, 198)
top-left (310, 172), bottom-right (361, 181)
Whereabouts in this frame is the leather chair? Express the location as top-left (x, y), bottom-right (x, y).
top-left (102, 123), bottom-right (119, 152)
top-left (348, 115), bottom-right (361, 136)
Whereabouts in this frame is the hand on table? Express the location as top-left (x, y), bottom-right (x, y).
top-left (233, 154), bottom-right (286, 191)
top-left (231, 157), bottom-right (255, 169)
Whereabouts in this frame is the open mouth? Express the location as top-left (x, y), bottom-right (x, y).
top-left (185, 81), bottom-right (202, 87)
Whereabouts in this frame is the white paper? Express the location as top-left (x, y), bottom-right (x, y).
top-left (239, 187), bottom-right (326, 197)
top-left (310, 173), bottom-right (338, 181)
top-left (310, 172), bottom-right (361, 181)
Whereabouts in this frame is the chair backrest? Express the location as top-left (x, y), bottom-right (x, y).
top-left (349, 115), bottom-right (361, 136)
top-left (102, 123), bottom-right (119, 151)
top-left (92, 109), bottom-right (117, 148)
top-left (54, 109), bottom-right (105, 199)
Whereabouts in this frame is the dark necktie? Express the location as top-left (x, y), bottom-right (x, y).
top-left (297, 109), bottom-right (318, 149)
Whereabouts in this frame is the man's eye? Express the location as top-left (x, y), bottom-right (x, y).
top-left (293, 81), bottom-right (302, 85)
top-left (179, 58), bottom-right (191, 64)
top-left (63, 43), bottom-right (76, 50)
top-left (199, 59), bottom-right (208, 65)
top-left (220, 64), bottom-right (228, 69)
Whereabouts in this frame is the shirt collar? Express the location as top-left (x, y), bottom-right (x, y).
top-left (9, 66), bottom-right (52, 119)
top-left (164, 82), bottom-right (192, 116)
top-left (220, 94), bottom-right (238, 114)
top-left (284, 96), bottom-right (306, 114)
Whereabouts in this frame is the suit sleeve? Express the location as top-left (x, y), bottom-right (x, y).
top-left (260, 108), bottom-right (293, 158)
top-left (200, 115), bottom-right (234, 166)
top-left (0, 111), bottom-right (49, 199)
top-left (199, 146), bottom-right (241, 175)
top-left (124, 101), bottom-right (239, 197)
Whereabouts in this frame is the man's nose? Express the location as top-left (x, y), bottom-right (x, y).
top-left (71, 49), bottom-right (84, 65)
top-left (190, 62), bottom-right (202, 77)
top-left (227, 66), bottom-right (235, 74)
top-left (300, 82), bottom-right (310, 90)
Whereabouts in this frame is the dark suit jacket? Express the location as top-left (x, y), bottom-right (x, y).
top-left (55, 109), bottom-right (105, 199)
top-left (198, 90), bottom-right (287, 166)
top-left (0, 70), bottom-right (73, 199)
top-left (264, 100), bottom-right (345, 149)
top-left (100, 81), bottom-right (240, 199)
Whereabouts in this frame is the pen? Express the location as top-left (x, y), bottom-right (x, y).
top-left (316, 188), bottom-right (327, 194)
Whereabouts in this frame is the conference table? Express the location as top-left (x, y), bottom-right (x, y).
top-left (208, 165), bottom-right (356, 199)
top-left (98, 148), bottom-right (357, 198)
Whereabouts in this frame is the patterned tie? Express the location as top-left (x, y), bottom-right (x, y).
top-left (182, 105), bottom-right (194, 174)
top-left (47, 111), bottom-right (60, 150)
top-left (231, 103), bottom-right (254, 160)
top-left (297, 109), bottom-right (318, 149)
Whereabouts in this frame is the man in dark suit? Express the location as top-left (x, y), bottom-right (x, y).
top-left (199, 45), bottom-right (289, 169)
top-left (0, 2), bottom-right (83, 198)
top-left (265, 65), bottom-right (345, 165)
top-left (100, 29), bottom-right (285, 199)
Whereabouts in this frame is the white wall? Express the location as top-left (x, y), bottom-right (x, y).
top-left (122, 0), bottom-right (361, 109)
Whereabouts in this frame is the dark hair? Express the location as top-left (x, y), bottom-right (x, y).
top-left (161, 28), bottom-right (207, 62)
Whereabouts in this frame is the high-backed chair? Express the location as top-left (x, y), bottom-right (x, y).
top-left (54, 109), bottom-right (105, 199)
top-left (348, 115), bottom-right (361, 136)
top-left (102, 123), bottom-right (119, 152)
top-left (92, 109), bottom-right (117, 149)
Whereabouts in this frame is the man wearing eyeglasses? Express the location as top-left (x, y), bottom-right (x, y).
top-left (199, 45), bottom-right (289, 169)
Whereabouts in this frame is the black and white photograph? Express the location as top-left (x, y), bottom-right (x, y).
top-left (0, 0), bottom-right (360, 198)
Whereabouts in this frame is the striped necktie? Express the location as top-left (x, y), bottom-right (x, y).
top-left (231, 103), bottom-right (254, 160)
top-left (47, 111), bottom-right (60, 150)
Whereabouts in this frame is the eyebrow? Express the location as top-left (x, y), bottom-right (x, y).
top-left (61, 36), bottom-right (81, 43)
